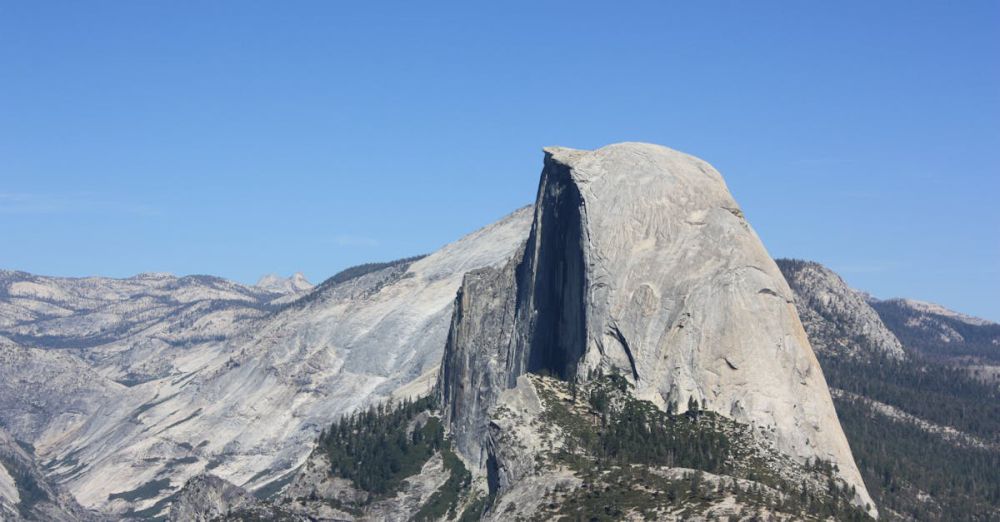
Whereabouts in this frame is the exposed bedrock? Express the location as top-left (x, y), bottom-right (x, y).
top-left (776, 258), bottom-right (906, 360)
top-left (438, 142), bottom-right (876, 514)
top-left (513, 156), bottom-right (588, 382)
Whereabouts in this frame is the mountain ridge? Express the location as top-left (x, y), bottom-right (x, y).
top-left (0, 145), bottom-right (996, 520)
top-left (0, 207), bottom-right (533, 517)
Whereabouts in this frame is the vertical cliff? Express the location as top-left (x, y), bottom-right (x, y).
top-left (439, 142), bottom-right (875, 515)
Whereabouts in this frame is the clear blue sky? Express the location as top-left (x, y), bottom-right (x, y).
top-left (2, 2), bottom-right (998, 320)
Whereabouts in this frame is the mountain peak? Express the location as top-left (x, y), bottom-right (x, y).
top-left (255, 272), bottom-right (314, 294)
top-left (439, 143), bottom-right (876, 515)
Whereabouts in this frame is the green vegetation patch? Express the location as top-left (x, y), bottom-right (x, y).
top-left (530, 373), bottom-right (872, 521)
top-left (322, 255), bottom-right (426, 288)
top-left (823, 354), bottom-right (1000, 443)
top-left (317, 395), bottom-right (443, 498)
top-left (537, 374), bottom-right (733, 474)
top-left (413, 445), bottom-right (472, 521)
top-left (457, 493), bottom-right (488, 522)
top-left (834, 393), bottom-right (1000, 521)
top-left (818, 350), bottom-right (1000, 521)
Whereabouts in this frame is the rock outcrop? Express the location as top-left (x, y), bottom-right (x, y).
top-left (255, 272), bottom-right (313, 295)
top-left (776, 259), bottom-right (906, 360)
top-left (167, 474), bottom-right (257, 522)
top-left (439, 143), bottom-right (875, 514)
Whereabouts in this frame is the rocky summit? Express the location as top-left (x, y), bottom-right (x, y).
top-left (439, 143), bottom-right (875, 516)
top-left (255, 272), bottom-right (314, 295)
top-left (5, 143), bottom-right (996, 520)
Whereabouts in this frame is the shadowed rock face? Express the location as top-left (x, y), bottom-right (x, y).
top-left (438, 248), bottom-right (524, 465)
top-left (438, 158), bottom-right (593, 465)
top-left (439, 142), bottom-right (876, 515)
top-left (515, 157), bottom-right (588, 382)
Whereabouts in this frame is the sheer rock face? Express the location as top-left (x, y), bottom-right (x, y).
top-left (776, 259), bottom-right (906, 360)
top-left (438, 250), bottom-right (524, 465)
top-left (440, 143), bottom-right (874, 513)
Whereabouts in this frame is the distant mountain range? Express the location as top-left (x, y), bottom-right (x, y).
top-left (0, 144), bottom-right (996, 521)
top-left (254, 273), bottom-right (314, 296)
top-left (778, 259), bottom-right (1000, 520)
top-left (0, 207), bottom-right (533, 520)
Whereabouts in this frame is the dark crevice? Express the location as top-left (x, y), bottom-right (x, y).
top-left (608, 323), bottom-right (640, 381)
top-left (516, 157), bottom-right (588, 382)
top-left (485, 450), bottom-right (500, 507)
